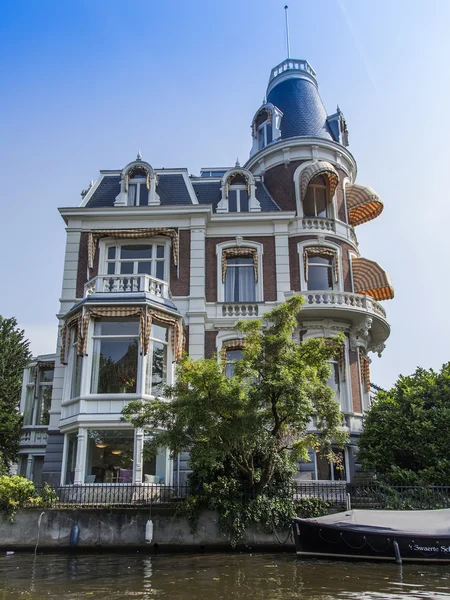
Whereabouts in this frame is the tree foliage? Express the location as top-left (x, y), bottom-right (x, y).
top-left (123, 298), bottom-right (346, 541)
top-left (358, 364), bottom-right (450, 485)
top-left (0, 317), bottom-right (31, 473)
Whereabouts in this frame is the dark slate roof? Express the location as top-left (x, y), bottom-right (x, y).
top-left (192, 180), bottom-right (280, 212)
top-left (267, 78), bottom-right (336, 142)
top-left (86, 173), bottom-right (193, 208)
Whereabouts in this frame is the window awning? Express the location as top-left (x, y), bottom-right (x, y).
top-left (352, 257), bottom-right (394, 301)
top-left (300, 161), bottom-right (339, 200)
top-left (345, 184), bottom-right (383, 226)
top-left (87, 228), bottom-right (179, 270)
top-left (60, 305), bottom-right (184, 364)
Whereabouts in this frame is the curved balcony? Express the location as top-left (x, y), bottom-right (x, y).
top-left (84, 274), bottom-right (171, 300)
top-left (293, 217), bottom-right (358, 246)
top-left (292, 290), bottom-right (390, 348)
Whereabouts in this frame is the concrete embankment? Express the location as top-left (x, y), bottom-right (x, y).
top-left (0, 509), bottom-right (294, 552)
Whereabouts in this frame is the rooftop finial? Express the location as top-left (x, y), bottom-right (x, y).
top-left (284, 5), bottom-right (291, 59)
top-left (235, 158), bottom-right (240, 168)
top-left (137, 150), bottom-right (142, 160)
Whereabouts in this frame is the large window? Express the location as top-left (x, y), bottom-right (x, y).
top-left (64, 433), bottom-right (78, 485)
top-left (127, 170), bottom-right (149, 206)
top-left (145, 324), bottom-right (168, 397)
top-left (106, 243), bottom-right (166, 281)
top-left (90, 320), bottom-right (139, 394)
top-left (24, 367), bottom-right (54, 426)
top-left (224, 258), bottom-right (256, 302)
top-left (304, 175), bottom-right (329, 218)
top-left (316, 448), bottom-right (346, 481)
top-left (307, 255), bottom-right (334, 291)
top-left (225, 348), bottom-right (243, 378)
top-left (85, 430), bottom-right (134, 483)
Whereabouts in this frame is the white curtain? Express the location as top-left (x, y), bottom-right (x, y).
top-left (128, 184), bottom-right (137, 206)
top-left (224, 261), bottom-right (256, 302)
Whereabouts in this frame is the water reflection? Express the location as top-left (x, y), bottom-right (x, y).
top-left (0, 552), bottom-right (449, 599)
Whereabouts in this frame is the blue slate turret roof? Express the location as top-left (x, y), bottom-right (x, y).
top-left (266, 59), bottom-right (338, 143)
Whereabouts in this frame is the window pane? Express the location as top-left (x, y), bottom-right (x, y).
top-left (225, 349), bottom-right (243, 378)
top-left (107, 263), bottom-right (115, 275)
top-left (98, 320), bottom-right (139, 336)
top-left (307, 265), bottom-right (333, 291)
top-left (138, 262), bottom-right (152, 275)
top-left (156, 261), bottom-right (165, 280)
top-left (258, 128), bottom-right (265, 150)
top-left (224, 265), bottom-right (256, 302)
top-left (23, 387), bottom-right (34, 426)
top-left (240, 189), bottom-right (249, 212)
top-left (309, 256), bottom-right (331, 265)
top-left (71, 354), bottom-right (82, 399)
top-left (65, 433), bottom-right (78, 484)
top-left (38, 386), bottom-right (52, 425)
top-left (156, 245), bottom-right (165, 258)
top-left (107, 247), bottom-right (116, 260)
top-left (128, 184), bottom-right (137, 206)
top-left (85, 430), bottom-right (134, 483)
top-left (120, 262), bottom-right (134, 275)
top-left (266, 124), bottom-right (273, 144)
top-left (91, 338), bottom-right (138, 394)
top-left (151, 324), bottom-right (168, 342)
top-left (315, 187), bottom-right (327, 217)
top-left (139, 185), bottom-right (149, 206)
top-left (40, 369), bottom-right (54, 383)
top-left (120, 245), bottom-right (152, 259)
top-left (303, 188), bottom-right (315, 217)
top-left (229, 190), bottom-right (237, 213)
top-left (316, 452), bottom-right (332, 480)
top-left (151, 342), bottom-right (167, 397)
top-left (332, 450), bottom-right (346, 481)
top-left (227, 258), bottom-right (253, 266)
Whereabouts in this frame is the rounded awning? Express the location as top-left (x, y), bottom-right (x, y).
top-left (352, 257), bottom-right (394, 301)
top-left (300, 161), bottom-right (339, 200)
top-left (346, 184), bottom-right (383, 226)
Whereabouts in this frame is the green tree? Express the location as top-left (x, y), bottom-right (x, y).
top-left (0, 317), bottom-right (31, 473)
top-left (358, 364), bottom-right (450, 485)
top-left (123, 297), bottom-right (347, 542)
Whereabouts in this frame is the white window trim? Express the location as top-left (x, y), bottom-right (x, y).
top-left (216, 240), bottom-right (264, 303)
top-left (99, 237), bottom-right (171, 283)
top-left (313, 447), bottom-right (350, 483)
top-left (297, 240), bottom-right (343, 293)
top-left (127, 177), bottom-right (148, 206)
top-left (228, 185), bottom-right (249, 213)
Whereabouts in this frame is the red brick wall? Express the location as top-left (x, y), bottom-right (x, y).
top-left (205, 237), bottom-right (277, 302)
top-left (171, 229), bottom-right (190, 297)
top-left (349, 349), bottom-right (362, 413)
top-left (263, 160), bottom-right (306, 212)
top-left (288, 236), bottom-right (355, 293)
top-left (204, 331), bottom-right (218, 358)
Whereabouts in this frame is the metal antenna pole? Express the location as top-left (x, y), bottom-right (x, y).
top-left (284, 5), bottom-right (291, 59)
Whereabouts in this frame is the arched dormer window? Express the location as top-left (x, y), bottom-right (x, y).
top-left (217, 168), bottom-right (261, 213)
top-left (250, 103), bottom-right (283, 157)
top-left (114, 158), bottom-right (160, 207)
top-left (304, 175), bottom-right (329, 218)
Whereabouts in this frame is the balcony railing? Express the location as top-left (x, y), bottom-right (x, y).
top-left (20, 428), bottom-right (48, 445)
top-left (301, 217), bottom-right (335, 232)
top-left (270, 59), bottom-right (316, 81)
top-left (84, 274), bottom-right (171, 299)
top-left (221, 303), bottom-right (259, 317)
top-left (300, 291), bottom-right (387, 319)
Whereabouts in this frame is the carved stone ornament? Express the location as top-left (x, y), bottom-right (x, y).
top-left (349, 316), bottom-right (373, 352)
top-left (369, 342), bottom-right (386, 358)
top-left (235, 236), bottom-right (243, 246)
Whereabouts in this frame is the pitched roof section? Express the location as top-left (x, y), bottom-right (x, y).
top-left (86, 173), bottom-right (193, 208)
top-left (192, 180), bottom-right (280, 212)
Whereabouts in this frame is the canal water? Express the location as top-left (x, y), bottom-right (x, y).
top-left (1, 552), bottom-right (449, 599)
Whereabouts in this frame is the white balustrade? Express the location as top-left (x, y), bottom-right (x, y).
top-left (270, 59), bottom-right (316, 80)
top-left (84, 275), bottom-right (171, 299)
top-left (20, 429), bottom-right (48, 445)
top-left (221, 304), bottom-right (259, 317)
top-left (301, 217), bottom-right (335, 232)
top-left (300, 291), bottom-right (386, 319)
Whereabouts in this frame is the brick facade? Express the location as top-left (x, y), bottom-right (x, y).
top-left (349, 350), bottom-right (362, 413)
top-left (204, 331), bottom-right (218, 358)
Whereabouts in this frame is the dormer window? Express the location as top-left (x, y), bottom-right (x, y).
top-left (128, 169), bottom-right (149, 206)
top-left (256, 112), bottom-right (273, 151)
top-left (228, 175), bottom-right (249, 213)
top-left (250, 103), bottom-right (282, 157)
top-left (304, 175), bottom-right (329, 218)
top-left (217, 168), bottom-right (261, 213)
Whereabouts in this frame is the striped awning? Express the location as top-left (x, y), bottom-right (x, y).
top-left (87, 228), bottom-right (178, 270)
top-left (346, 184), bottom-right (383, 226)
top-left (352, 257), bottom-right (394, 301)
top-left (60, 305), bottom-right (184, 364)
top-left (300, 161), bottom-right (339, 200)
top-left (222, 248), bottom-right (258, 282)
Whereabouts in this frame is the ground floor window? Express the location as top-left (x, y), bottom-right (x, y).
top-left (64, 433), bottom-right (78, 484)
top-left (85, 430), bottom-right (134, 483)
top-left (316, 448), bottom-right (346, 481)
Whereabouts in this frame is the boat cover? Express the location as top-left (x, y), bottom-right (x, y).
top-left (299, 509), bottom-right (450, 536)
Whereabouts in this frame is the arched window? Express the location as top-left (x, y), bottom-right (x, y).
top-left (303, 175), bottom-right (329, 218)
top-left (127, 169), bottom-right (149, 206)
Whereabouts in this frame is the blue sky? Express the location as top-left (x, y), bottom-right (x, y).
top-left (1, 0), bottom-right (449, 389)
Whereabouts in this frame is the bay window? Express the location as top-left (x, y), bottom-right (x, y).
top-left (145, 324), bottom-right (168, 397)
top-left (90, 320), bottom-right (139, 394)
top-left (24, 366), bottom-right (54, 426)
top-left (224, 258), bottom-right (256, 302)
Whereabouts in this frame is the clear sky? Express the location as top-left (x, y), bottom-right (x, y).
top-left (1, 0), bottom-right (449, 390)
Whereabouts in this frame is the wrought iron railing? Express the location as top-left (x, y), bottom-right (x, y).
top-left (347, 483), bottom-right (450, 510)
